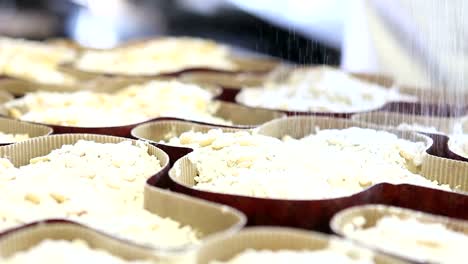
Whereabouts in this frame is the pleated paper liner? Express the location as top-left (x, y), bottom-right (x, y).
top-left (0, 109), bottom-right (153, 138)
top-left (261, 117), bottom-right (468, 196)
top-left (0, 87), bottom-right (250, 138)
top-left (144, 186), bottom-right (246, 252)
top-left (0, 220), bottom-right (161, 263)
top-left (81, 55), bottom-right (279, 77)
top-left (0, 51), bottom-right (174, 96)
top-left (235, 95), bottom-right (466, 120)
top-left (229, 66), bottom-right (467, 119)
top-left (210, 101), bottom-right (285, 128)
top-left (0, 133), bottom-right (246, 254)
top-left (132, 119), bottom-right (245, 161)
top-left (0, 60), bottom-right (117, 96)
top-left (196, 227), bottom-right (410, 264)
top-left (0, 71), bottom-right (208, 97)
top-left (230, 66), bottom-right (422, 118)
top-left (0, 133), bottom-right (170, 179)
top-left (95, 36), bottom-right (279, 71)
top-left (0, 117), bottom-right (52, 145)
top-left (163, 116), bottom-right (468, 231)
top-left (0, 90), bottom-right (13, 103)
top-left (330, 204), bottom-right (468, 263)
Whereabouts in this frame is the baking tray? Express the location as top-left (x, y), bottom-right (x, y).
top-left (331, 204), bottom-right (468, 264)
top-left (196, 227), bottom-right (410, 264)
top-left (159, 116), bottom-right (468, 231)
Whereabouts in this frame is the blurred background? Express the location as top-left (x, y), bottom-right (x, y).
top-left (0, 0), bottom-right (341, 65)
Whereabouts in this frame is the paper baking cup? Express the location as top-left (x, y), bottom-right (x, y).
top-left (131, 119), bottom-right (244, 157)
top-left (0, 61), bottom-right (116, 96)
top-left (196, 227), bottom-right (409, 264)
top-left (67, 36), bottom-right (279, 79)
top-left (210, 101), bottom-right (285, 128)
top-left (0, 86), bottom-right (226, 137)
top-left (232, 67), bottom-right (406, 117)
top-left (0, 73), bottom-right (214, 96)
top-left (330, 204), bottom-right (468, 263)
top-left (264, 65), bottom-right (394, 88)
top-left (235, 99), bottom-right (465, 120)
top-left (0, 133), bottom-right (246, 253)
top-left (164, 116), bottom-right (468, 230)
top-left (0, 133), bottom-right (164, 243)
top-left (0, 220), bottom-right (161, 262)
top-left (69, 52), bottom-right (279, 78)
top-left (0, 133), bottom-right (169, 174)
top-left (3, 100), bottom-right (281, 138)
top-left (0, 115), bottom-right (151, 138)
top-left (0, 117), bottom-right (52, 145)
top-left (260, 117), bottom-right (468, 194)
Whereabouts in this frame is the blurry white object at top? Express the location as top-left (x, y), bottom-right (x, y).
top-left (229, 0), bottom-right (468, 93)
top-left (67, 0), bottom-right (166, 49)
